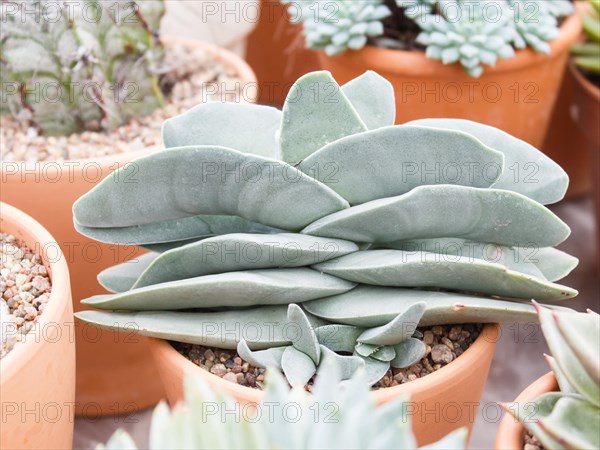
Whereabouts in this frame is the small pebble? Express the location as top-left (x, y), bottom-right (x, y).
top-left (431, 344), bottom-right (454, 364)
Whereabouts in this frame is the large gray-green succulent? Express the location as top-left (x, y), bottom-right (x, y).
top-left (283, 0), bottom-right (573, 77)
top-left (0, 0), bottom-right (165, 136)
top-left (503, 305), bottom-right (599, 449)
top-left (74, 70), bottom-right (578, 387)
top-left (99, 362), bottom-right (468, 449)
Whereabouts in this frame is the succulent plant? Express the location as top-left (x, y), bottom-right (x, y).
top-left (99, 362), bottom-right (468, 449)
top-left (0, 0), bottom-right (165, 136)
top-left (502, 305), bottom-right (600, 449)
top-left (572, 0), bottom-right (600, 75)
top-left (284, 0), bottom-right (574, 76)
top-left (74, 70), bottom-right (578, 387)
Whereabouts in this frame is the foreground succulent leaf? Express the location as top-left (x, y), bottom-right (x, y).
top-left (341, 70), bottom-right (396, 129)
top-left (279, 71), bottom-right (367, 164)
top-left (83, 268), bottom-right (356, 310)
top-left (98, 252), bottom-right (159, 293)
top-left (545, 355), bottom-right (577, 394)
top-left (302, 185), bottom-right (570, 247)
top-left (319, 345), bottom-right (366, 380)
top-left (74, 214), bottom-right (280, 246)
top-left (73, 146), bottom-right (349, 231)
top-left (314, 250), bottom-right (577, 301)
top-left (76, 307), bottom-right (328, 350)
top-left (534, 248), bottom-right (580, 282)
top-left (406, 119), bottom-right (569, 205)
top-left (130, 233), bottom-right (359, 288)
top-left (539, 396), bottom-right (600, 449)
top-left (298, 126), bottom-right (504, 205)
top-left (282, 346), bottom-right (317, 386)
top-left (288, 304), bottom-right (321, 364)
top-left (162, 103), bottom-right (282, 159)
top-left (303, 285), bottom-right (548, 327)
top-left (391, 339), bottom-right (427, 368)
top-left (537, 305), bottom-right (600, 407)
top-left (355, 354), bottom-right (391, 385)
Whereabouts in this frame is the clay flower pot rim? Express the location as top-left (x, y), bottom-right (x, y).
top-left (0, 202), bottom-right (71, 378)
top-left (569, 58), bottom-right (600, 102)
top-left (151, 322), bottom-right (500, 403)
top-left (494, 372), bottom-right (558, 450)
top-left (0, 37), bottom-right (257, 169)
top-left (326, 13), bottom-right (581, 76)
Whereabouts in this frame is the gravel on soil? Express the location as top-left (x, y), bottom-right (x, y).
top-left (524, 430), bottom-right (545, 450)
top-left (1, 44), bottom-right (245, 163)
top-left (174, 323), bottom-right (483, 390)
top-left (0, 233), bottom-right (52, 359)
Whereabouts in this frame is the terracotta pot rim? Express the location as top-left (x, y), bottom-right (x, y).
top-left (0, 202), bottom-right (71, 379)
top-left (150, 322), bottom-right (500, 404)
top-left (0, 37), bottom-right (257, 169)
top-left (322, 13), bottom-right (581, 76)
top-left (569, 58), bottom-right (600, 102)
top-left (494, 371), bottom-right (558, 450)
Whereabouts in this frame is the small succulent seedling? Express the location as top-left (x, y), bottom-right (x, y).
top-left (571, 0), bottom-right (600, 75)
top-left (502, 304), bottom-right (600, 449)
top-left (283, 0), bottom-right (574, 77)
top-left (99, 361), bottom-right (468, 449)
top-left (74, 70), bottom-right (578, 387)
top-left (0, 0), bottom-right (165, 136)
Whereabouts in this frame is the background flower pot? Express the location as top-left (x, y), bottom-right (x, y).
top-left (494, 372), bottom-right (558, 450)
top-left (318, 14), bottom-right (581, 148)
top-left (570, 59), bottom-right (600, 270)
top-left (246, 0), bottom-right (320, 106)
top-left (0, 40), bottom-right (257, 416)
top-left (149, 324), bottom-right (499, 447)
top-left (0, 202), bottom-right (75, 450)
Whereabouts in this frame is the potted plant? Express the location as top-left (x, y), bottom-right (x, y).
top-left (570, 0), bottom-right (600, 267)
top-left (495, 304), bottom-right (599, 449)
top-left (73, 70), bottom-right (579, 444)
top-left (99, 362), bottom-right (469, 449)
top-left (0, 0), bottom-right (257, 415)
top-left (0, 202), bottom-right (75, 449)
top-left (283, 0), bottom-right (581, 148)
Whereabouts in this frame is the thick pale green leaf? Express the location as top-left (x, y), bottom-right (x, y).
top-left (288, 304), bottom-right (321, 365)
top-left (341, 71), bottom-right (395, 129)
top-left (319, 345), bottom-right (365, 379)
top-left (75, 214), bottom-right (280, 246)
top-left (391, 338), bottom-right (427, 368)
top-left (314, 250), bottom-right (578, 301)
top-left (75, 306), bottom-right (328, 350)
top-left (279, 71), bottom-right (367, 164)
top-left (98, 252), bottom-right (158, 293)
top-left (74, 146), bottom-right (349, 231)
top-left (82, 268), bottom-right (356, 310)
top-left (355, 342), bottom-right (381, 358)
top-left (236, 340), bottom-right (286, 370)
top-left (539, 396), bottom-right (600, 449)
top-left (407, 119), bottom-right (569, 204)
top-left (315, 324), bottom-right (362, 352)
top-left (131, 233), bottom-right (358, 288)
top-left (302, 185), bottom-right (570, 247)
top-left (357, 302), bottom-right (426, 345)
top-left (502, 393), bottom-right (564, 450)
top-left (370, 346), bottom-right (397, 362)
top-left (281, 346), bottom-right (316, 386)
top-left (303, 285), bottom-right (547, 327)
top-left (538, 305), bottom-right (600, 407)
top-left (162, 102), bottom-right (282, 159)
top-left (545, 355), bottom-right (577, 394)
top-left (554, 310), bottom-right (600, 387)
top-left (355, 355), bottom-right (390, 386)
top-left (534, 248), bottom-right (579, 282)
top-left (298, 125), bottom-right (504, 205)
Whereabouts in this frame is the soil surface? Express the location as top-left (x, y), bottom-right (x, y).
top-left (174, 323), bottom-right (483, 390)
top-left (1, 43), bottom-right (244, 162)
top-left (0, 233), bottom-right (52, 359)
top-left (524, 430), bottom-right (545, 450)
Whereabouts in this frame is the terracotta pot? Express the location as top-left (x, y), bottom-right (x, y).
top-left (0, 202), bottom-right (75, 449)
top-left (318, 14), bottom-right (581, 148)
top-left (0, 40), bottom-right (257, 416)
top-left (150, 324), bottom-right (499, 446)
top-left (494, 372), bottom-right (558, 450)
top-left (542, 65), bottom-right (593, 198)
top-left (245, 0), bottom-right (321, 106)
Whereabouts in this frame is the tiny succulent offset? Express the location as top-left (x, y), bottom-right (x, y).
top-left (503, 305), bottom-right (600, 449)
top-left (571, 0), bottom-right (600, 75)
top-left (283, 0), bottom-right (574, 76)
top-left (99, 362), bottom-right (468, 449)
top-left (0, 0), bottom-right (165, 136)
top-left (74, 70), bottom-right (578, 387)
